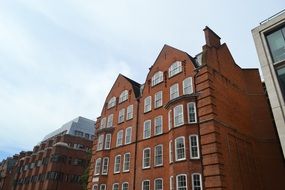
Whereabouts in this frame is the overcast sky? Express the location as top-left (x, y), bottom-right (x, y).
top-left (0, 0), bottom-right (284, 160)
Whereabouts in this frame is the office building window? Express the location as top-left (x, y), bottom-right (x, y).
top-left (116, 130), bottom-right (124, 147)
top-left (192, 173), bottom-right (202, 190)
top-left (118, 108), bottom-right (125, 123)
top-left (143, 148), bottom-right (151, 169)
top-left (114, 155), bottom-right (121, 173)
top-left (94, 158), bottom-right (101, 175)
top-left (154, 115), bottom-right (163, 135)
top-left (154, 144), bottom-right (163, 166)
top-left (175, 137), bottom-right (186, 161)
top-left (108, 96), bottom-right (116, 108)
top-left (102, 157), bottom-right (109, 175)
top-left (169, 61), bottom-right (182, 77)
top-left (97, 134), bottom-right (104, 151)
top-left (119, 90), bottom-right (128, 103)
top-left (126, 104), bottom-right (134, 120)
top-left (190, 135), bottom-right (200, 159)
top-left (123, 153), bottom-right (131, 172)
top-left (144, 96), bottom-right (152, 113)
top-left (154, 91), bottom-right (163, 108)
top-left (142, 180), bottom-right (150, 190)
top-left (152, 71), bottom-right (163, 86)
top-left (125, 127), bottom-right (132, 144)
top-left (104, 134), bottom-right (112, 149)
top-left (176, 174), bottom-right (187, 190)
top-left (266, 26), bottom-right (285, 63)
top-left (174, 105), bottom-right (184, 127)
top-left (143, 120), bottom-right (151, 139)
top-left (170, 83), bottom-right (179, 100)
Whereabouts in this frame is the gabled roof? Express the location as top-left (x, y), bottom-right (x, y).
top-left (121, 74), bottom-right (141, 98)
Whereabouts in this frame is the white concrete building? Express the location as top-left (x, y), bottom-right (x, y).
top-left (252, 9), bottom-right (285, 158)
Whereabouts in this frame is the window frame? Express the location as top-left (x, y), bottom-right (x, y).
top-left (116, 130), bottom-right (124, 147)
top-left (154, 115), bottom-right (163, 136)
top-left (97, 134), bottom-right (104, 151)
top-left (170, 83), bottom-right (179, 100)
top-left (118, 108), bottom-right (125, 123)
top-left (142, 180), bottom-right (150, 190)
top-left (101, 157), bottom-right (109, 175)
top-left (169, 61), bottom-right (182, 78)
top-left (154, 91), bottom-right (163, 108)
top-left (144, 96), bottom-right (152, 113)
top-left (174, 105), bottom-right (184, 127)
top-left (122, 182), bottom-right (129, 190)
top-left (176, 174), bottom-right (188, 190)
top-left (142, 147), bottom-right (151, 169)
top-left (169, 140), bottom-right (173, 163)
top-left (123, 152), bottom-right (131, 172)
top-left (154, 178), bottom-right (163, 190)
top-left (107, 114), bottom-right (114, 128)
top-left (143, 120), bottom-right (151, 139)
top-left (119, 90), bottom-right (128, 103)
top-left (175, 136), bottom-right (186, 161)
top-left (94, 158), bottom-right (101, 176)
top-left (183, 77), bottom-right (193, 95)
top-left (187, 102), bottom-right (197, 124)
top-left (114, 155), bottom-right (121, 174)
top-left (108, 96), bottom-right (116, 109)
top-left (191, 173), bottom-right (202, 190)
top-left (154, 144), bottom-right (163, 167)
top-left (189, 135), bottom-right (200, 159)
top-left (99, 184), bottom-right (106, 190)
top-left (104, 133), bottom-right (112, 149)
top-left (112, 183), bottom-right (119, 190)
top-left (125, 127), bottom-right (132, 144)
top-left (152, 71), bottom-right (163, 86)
top-left (126, 104), bottom-right (134, 120)
top-left (100, 117), bottom-right (106, 129)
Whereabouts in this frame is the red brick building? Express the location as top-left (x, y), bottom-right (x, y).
top-left (0, 156), bottom-right (18, 190)
top-left (12, 116), bottom-right (95, 190)
top-left (88, 27), bottom-right (285, 190)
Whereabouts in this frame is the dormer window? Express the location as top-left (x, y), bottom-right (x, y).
top-left (151, 71), bottom-right (163, 86)
top-left (119, 90), bottom-right (128, 103)
top-left (108, 97), bottom-right (116, 109)
top-left (169, 61), bottom-right (182, 78)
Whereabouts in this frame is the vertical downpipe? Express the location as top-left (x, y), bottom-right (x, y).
top-left (133, 98), bottom-right (140, 190)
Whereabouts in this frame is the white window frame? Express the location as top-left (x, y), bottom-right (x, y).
top-left (100, 117), bottom-right (106, 129)
top-left (143, 120), bottom-right (151, 139)
top-left (97, 134), bottom-right (104, 151)
top-left (183, 77), bottom-right (193, 95)
top-left (169, 61), bottom-right (182, 77)
top-left (174, 105), bottom-right (184, 127)
top-left (108, 96), bottom-right (116, 109)
top-left (142, 180), bottom-right (150, 190)
top-left (99, 184), bottom-right (106, 190)
top-left (169, 140), bottom-right (173, 163)
top-left (168, 110), bottom-right (172, 130)
top-left (170, 176), bottom-right (174, 190)
top-left (125, 127), bottom-right (132, 144)
top-left (101, 157), bottom-right (109, 175)
top-left (154, 144), bottom-right (163, 166)
top-left (122, 182), bottom-right (129, 190)
top-left (118, 108), bottom-right (125, 123)
top-left (104, 134), bottom-right (112, 149)
top-left (142, 148), bottom-right (151, 169)
top-left (187, 102), bottom-right (197, 123)
top-left (154, 91), bottom-right (163, 108)
top-left (114, 155), bottom-right (121, 174)
top-left (154, 178), bottom-right (163, 190)
top-left (94, 158), bottom-right (101, 175)
top-left (116, 130), bottom-right (124, 147)
top-left (119, 90), bottom-right (128, 103)
top-left (189, 135), bottom-right (200, 159)
top-left (175, 136), bottom-right (186, 161)
top-left (191, 173), bottom-right (202, 190)
top-left (170, 83), bottom-right (179, 100)
top-left (152, 71), bottom-right (163, 86)
top-left (126, 104), bottom-right (134, 120)
top-left (123, 152), bottom-right (131, 172)
top-left (176, 174), bottom-right (188, 190)
top-left (112, 183), bottom-right (119, 190)
top-left (107, 114), bottom-right (114, 128)
top-left (144, 96), bottom-right (152, 113)
top-left (154, 115), bottom-right (163, 135)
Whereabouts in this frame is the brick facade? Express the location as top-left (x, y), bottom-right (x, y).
top-left (88, 27), bottom-right (285, 190)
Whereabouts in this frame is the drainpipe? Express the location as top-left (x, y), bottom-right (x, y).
top-left (133, 98), bottom-right (140, 190)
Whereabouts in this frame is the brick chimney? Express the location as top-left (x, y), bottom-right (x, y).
top-left (203, 26), bottom-right (221, 48)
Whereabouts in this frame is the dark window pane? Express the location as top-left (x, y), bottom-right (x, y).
top-left (266, 27), bottom-right (285, 63)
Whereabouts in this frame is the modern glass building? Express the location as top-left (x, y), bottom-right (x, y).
top-left (252, 9), bottom-right (285, 158)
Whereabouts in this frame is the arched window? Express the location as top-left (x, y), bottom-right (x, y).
top-left (119, 90), bottom-right (128, 103)
top-left (152, 71), bottom-right (163, 86)
top-left (108, 96), bottom-right (116, 108)
top-left (169, 61), bottom-right (182, 77)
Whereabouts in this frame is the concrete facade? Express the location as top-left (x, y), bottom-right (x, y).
top-left (252, 10), bottom-right (285, 158)
top-left (88, 27), bottom-right (285, 190)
